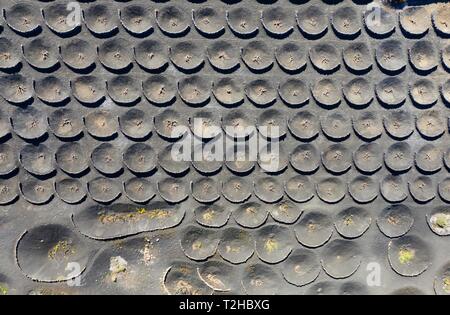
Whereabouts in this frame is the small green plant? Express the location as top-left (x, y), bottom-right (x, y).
top-left (202, 209), bottom-right (215, 222)
top-left (109, 256), bottom-right (128, 283)
top-left (444, 277), bottom-right (450, 293)
top-left (192, 241), bottom-right (203, 251)
top-left (265, 239), bottom-right (278, 253)
top-left (136, 208), bottom-right (147, 215)
top-left (99, 207), bottom-right (170, 224)
top-left (0, 284), bottom-right (8, 295)
top-left (398, 248), bottom-right (415, 264)
top-left (435, 215), bottom-right (449, 229)
top-left (48, 241), bottom-right (74, 260)
top-left (344, 216), bottom-right (354, 226)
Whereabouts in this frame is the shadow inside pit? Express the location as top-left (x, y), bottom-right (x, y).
top-left (407, 0), bottom-right (449, 5)
top-left (383, 0), bottom-right (448, 9)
